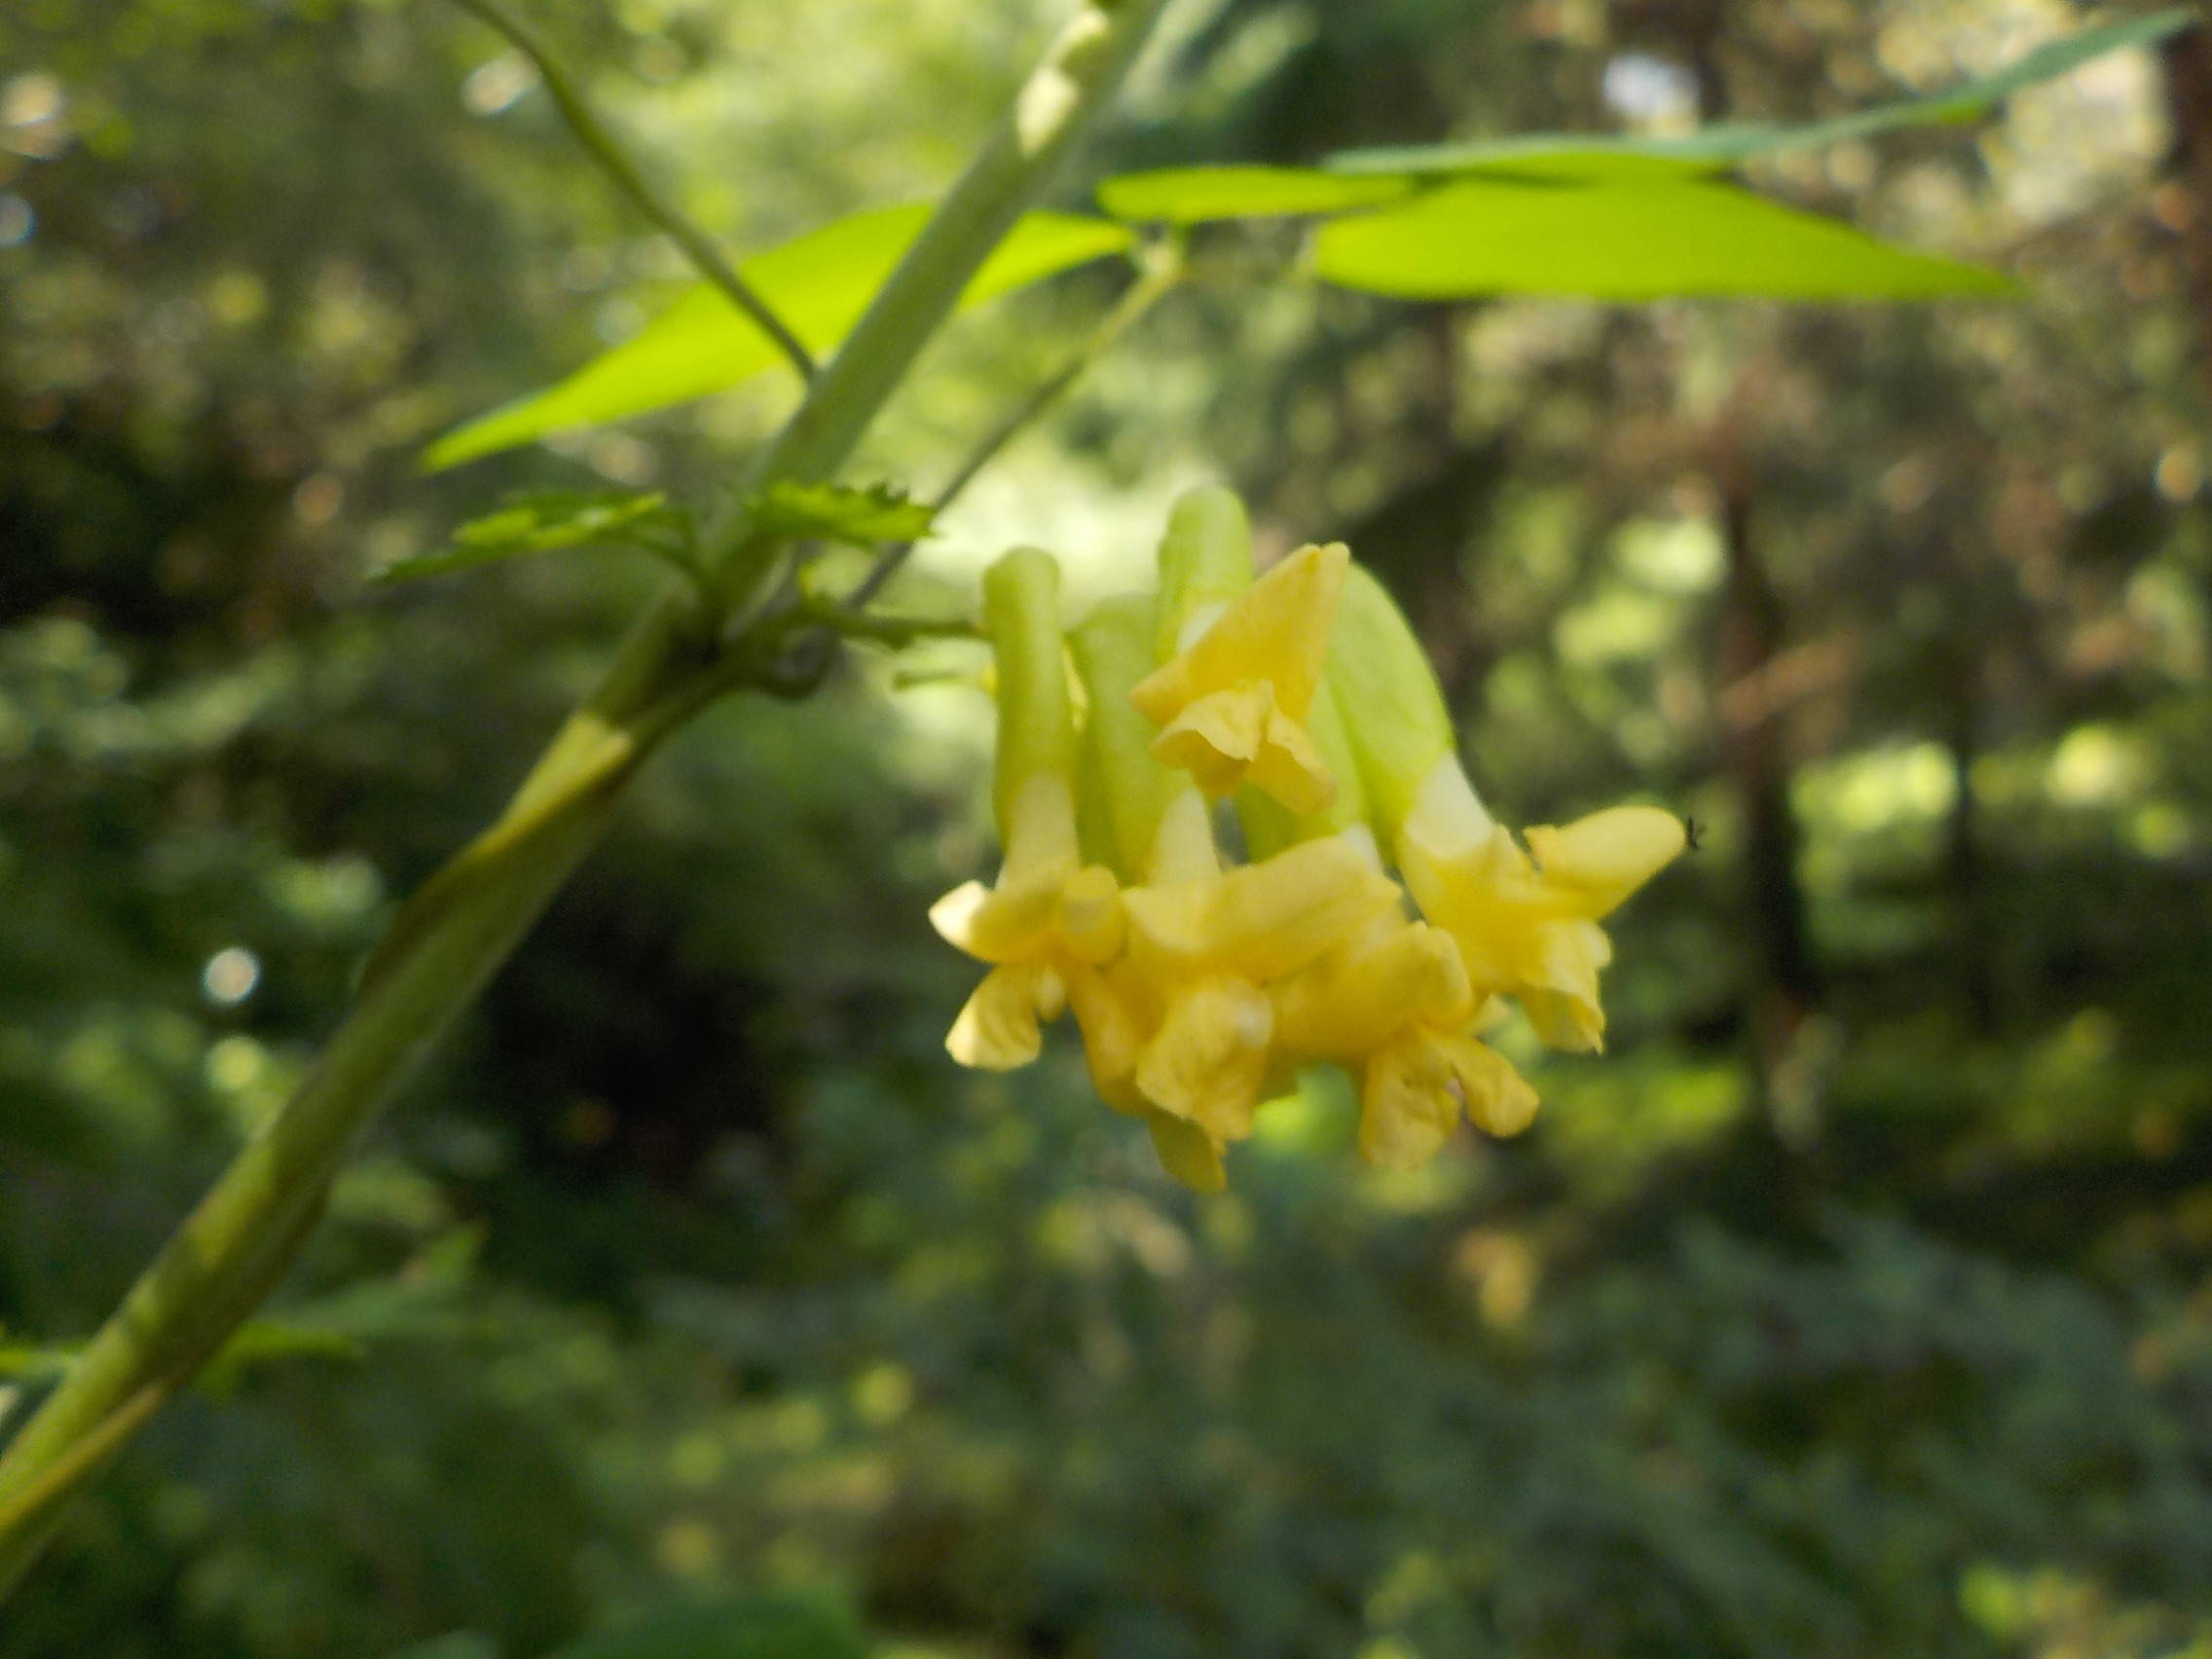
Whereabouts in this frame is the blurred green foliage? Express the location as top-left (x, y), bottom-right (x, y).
top-left (4, 0), bottom-right (2212, 1656)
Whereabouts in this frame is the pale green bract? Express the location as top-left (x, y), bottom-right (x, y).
top-left (424, 206), bottom-right (1136, 470)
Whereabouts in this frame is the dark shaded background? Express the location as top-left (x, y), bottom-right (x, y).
top-left (5, 0), bottom-right (2212, 1654)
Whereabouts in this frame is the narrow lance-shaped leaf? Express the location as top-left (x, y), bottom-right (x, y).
top-left (424, 206), bottom-right (1136, 470)
top-left (1098, 166), bottom-right (1417, 224)
top-left (1324, 8), bottom-right (2196, 181)
top-left (1311, 179), bottom-right (2016, 302)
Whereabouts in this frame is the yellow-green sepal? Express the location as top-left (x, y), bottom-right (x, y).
top-left (1151, 486), bottom-right (1253, 658)
top-left (1325, 563), bottom-right (1457, 838)
top-left (981, 547), bottom-right (1077, 841)
top-left (1069, 593), bottom-right (1184, 881)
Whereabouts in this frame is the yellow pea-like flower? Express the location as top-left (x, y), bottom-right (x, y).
top-left (929, 784), bottom-right (1124, 1070)
top-left (1130, 489), bottom-right (1348, 814)
top-left (1072, 583), bottom-right (1402, 1178)
top-left (1118, 833), bottom-right (1401, 1138)
top-left (1272, 913), bottom-right (1537, 1170)
top-left (1233, 641), bottom-right (1535, 1173)
top-left (1327, 562), bottom-right (1683, 1054)
top-left (933, 549), bottom-right (1125, 1071)
top-left (1395, 762), bottom-right (1682, 1053)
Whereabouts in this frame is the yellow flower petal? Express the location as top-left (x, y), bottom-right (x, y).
top-left (931, 864), bottom-right (1124, 966)
top-left (1244, 705), bottom-right (1335, 817)
top-left (1133, 975), bottom-right (1274, 1144)
top-left (1122, 834), bottom-right (1399, 983)
top-left (946, 961), bottom-right (1061, 1070)
top-left (1523, 805), bottom-right (1685, 918)
top-left (927, 879), bottom-right (994, 954)
top-left (1065, 960), bottom-right (1151, 1096)
top-left (1397, 771), bottom-right (1683, 1055)
top-left (1357, 1027), bottom-right (1538, 1169)
top-left (1131, 542), bottom-right (1349, 809)
top-left (1436, 1029), bottom-right (1540, 1137)
top-left (1516, 919), bottom-right (1611, 1053)
top-left (1358, 1038), bottom-right (1464, 1171)
top-left (1148, 683), bottom-right (1337, 814)
top-left (1131, 541), bottom-right (1346, 720)
top-left (1272, 918), bottom-right (1473, 1062)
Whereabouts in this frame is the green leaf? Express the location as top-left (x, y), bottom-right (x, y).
top-left (424, 207), bottom-right (1136, 470)
top-left (1326, 8), bottom-right (2196, 179)
top-left (372, 490), bottom-right (683, 584)
top-left (1097, 165), bottom-right (1417, 223)
top-left (1311, 179), bottom-right (2016, 302)
top-left (746, 479), bottom-right (936, 548)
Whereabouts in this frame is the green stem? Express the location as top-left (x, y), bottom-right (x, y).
top-left (0, 619), bottom-right (708, 1600)
top-left (846, 236), bottom-right (1184, 610)
top-left (798, 603), bottom-right (981, 646)
top-left (441, 0), bottom-right (818, 383)
top-left (0, 0), bottom-right (1177, 1596)
top-left (705, 0), bottom-right (1177, 612)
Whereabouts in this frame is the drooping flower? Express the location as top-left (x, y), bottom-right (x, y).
top-left (1238, 658), bottom-right (1539, 1167)
top-left (1327, 563), bottom-right (1684, 1053)
top-left (1271, 912), bottom-right (1535, 1168)
top-left (931, 494), bottom-right (1681, 1189)
top-left (1128, 488), bottom-right (1347, 815)
top-left (1069, 585), bottom-right (1397, 1186)
top-left (1118, 835), bottom-right (1402, 1142)
top-left (931, 547), bottom-right (1125, 1069)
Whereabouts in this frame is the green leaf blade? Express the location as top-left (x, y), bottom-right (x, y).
top-left (1310, 180), bottom-right (2017, 303)
top-left (1097, 165), bottom-right (1416, 223)
top-left (424, 207), bottom-right (1135, 470)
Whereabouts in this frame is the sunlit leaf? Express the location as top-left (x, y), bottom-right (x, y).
top-left (1326, 8), bottom-right (2195, 179)
top-left (425, 207), bottom-right (1136, 469)
top-left (371, 490), bottom-right (684, 584)
top-left (1311, 179), bottom-right (2016, 302)
top-left (746, 480), bottom-right (936, 548)
top-left (1097, 165), bottom-right (1416, 223)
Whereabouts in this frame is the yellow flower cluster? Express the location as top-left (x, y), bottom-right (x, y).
top-left (933, 489), bottom-right (1684, 1189)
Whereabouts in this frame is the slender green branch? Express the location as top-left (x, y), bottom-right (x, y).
top-left (441, 0), bottom-right (818, 383)
top-left (704, 0), bottom-right (1179, 612)
top-left (798, 601), bottom-right (981, 646)
top-left (0, 1384), bottom-right (170, 1549)
top-left (938, 238), bottom-right (1184, 517)
top-left (0, 0), bottom-right (1177, 1600)
top-left (847, 236), bottom-right (1185, 610)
